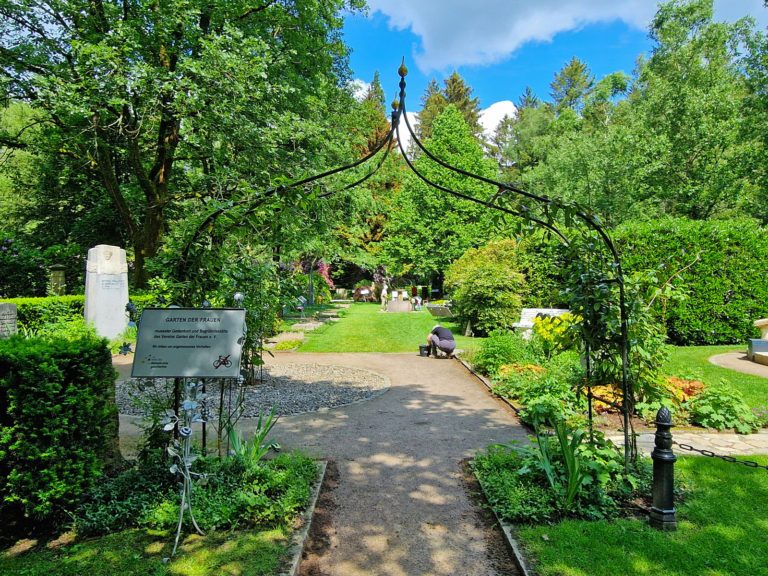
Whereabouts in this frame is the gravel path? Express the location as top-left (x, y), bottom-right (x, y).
top-left (115, 351), bottom-right (527, 575)
top-left (116, 363), bottom-right (390, 418)
top-left (265, 352), bottom-right (526, 576)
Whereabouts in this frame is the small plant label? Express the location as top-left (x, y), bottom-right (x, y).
top-left (131, 308), bottom-right (246, 378)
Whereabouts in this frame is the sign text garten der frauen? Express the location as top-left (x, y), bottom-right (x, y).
top-left (131, 308), bottom-right (246, 378)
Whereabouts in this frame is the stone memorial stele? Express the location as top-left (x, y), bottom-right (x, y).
top-left (0, 302), bottom-right (18, 338)
top-left (49, 264), bottom-right (66, 296)
top-left (84, 245), bottom-right (129, 340)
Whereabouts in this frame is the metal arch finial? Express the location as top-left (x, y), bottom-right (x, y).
top-left (656, 405), bottom-right (672, 425)
top-left (397, 58), bottom-right (407, 112)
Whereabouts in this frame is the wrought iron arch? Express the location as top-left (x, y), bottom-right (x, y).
top-left (180, 62), bottom-right (635, 464)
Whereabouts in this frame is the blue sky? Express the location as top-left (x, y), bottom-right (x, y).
top-left (342, 0), bottom-right (768, 134)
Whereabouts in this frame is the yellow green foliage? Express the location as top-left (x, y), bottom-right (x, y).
top-left (532, 313), bottom-right (580, 354)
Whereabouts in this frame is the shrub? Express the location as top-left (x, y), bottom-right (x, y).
top-left (532, 312), bottom-right (580, 357)
top-left (491, 350), bottom-right (586, 426)
top-left (445, 239), bottom-right (528, 336)
top-left (474, 427), bottom-right (649, 524)
top-left (472, 330), bottom-right (544, 378)
top-left (684, 381), bottom-right (757, 433)
top-left (472, 446), bottom-right (558, 523)
top-left (0, 237), bottom-right (47, 298)
top-left (2, 295), bottom-right (84, 334)
top-left (78, 452), bottom-right (318, 535)
top-left (75, 455), bottom-right (175, 536)
top-left (0, 333), bottom-right (119, 535)
top-left (614, 218), bottom-right (768, 345)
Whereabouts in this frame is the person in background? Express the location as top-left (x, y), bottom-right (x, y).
top-left (427, 324), bottom-right (455, 358)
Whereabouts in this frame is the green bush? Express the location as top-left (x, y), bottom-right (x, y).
top-left (614, 218), bottom-right (768, 345)
top-left (75, 455), bottom-right (176, 536)
top-left (0, 333), bottom-right (118, 535)
top-left (77, 452), bottom-right (317, 535)
top-left (2, 295), bottom-right (85, 334)
top-left (445, 239), bottom-right (528, 336)
top-left (472, 330), bottom-right (544, 378)
top-left (475, 429), bottom-right (650, 525)
top-left (684, 381), bottom-right (757, 433)
top-left (472, 446), bottom-right (558, 523)
top-left (491, 350), bottom-right (586, 426)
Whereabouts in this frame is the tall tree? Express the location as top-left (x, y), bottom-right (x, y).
top-left (523, 0), bottom-right (757, 224)
top-left (416, 72), bottom-right (483, 141)
top-left (0, 0), bottom-right (363, 286)
top-left (383, 105), bottom-right (497, 282)
top-left (517, 86), bottom-right (540, 110)
top-left (550, 57), bottom-right (595, 114)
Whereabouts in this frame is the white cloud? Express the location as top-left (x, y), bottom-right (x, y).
top-left (366, 0), bottom-right (654, 72)
top-left (480, 100), bottom-right (517, 139)
top-left (394, 111), bottom-right (418, 152)
top-left (366, 0), bottom-right (768, 73)
top-left (349, 78), bottom-right (370, 101)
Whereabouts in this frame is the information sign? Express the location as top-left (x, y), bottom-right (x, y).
top-left (131, 308), bottom-right (246, 378)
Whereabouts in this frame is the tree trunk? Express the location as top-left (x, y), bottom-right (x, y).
top-left (132, 203), bottom-right (165, 289)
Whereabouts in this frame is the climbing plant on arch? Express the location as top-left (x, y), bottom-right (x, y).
top-left (176, 63), bottom-right (637, 466)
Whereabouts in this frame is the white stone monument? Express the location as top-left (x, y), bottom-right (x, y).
top-left (84, 245), bottom-right (129, 339)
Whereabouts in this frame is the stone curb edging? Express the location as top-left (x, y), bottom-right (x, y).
top-left (457, 357), bottom-right (535, 575)
top-left (471, 468), bottom-right (536, 576)
top-left (278, 460), bottom-right (328, 576)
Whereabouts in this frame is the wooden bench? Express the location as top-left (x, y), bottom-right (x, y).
top-left (513, 308), bottom-right (570, 338)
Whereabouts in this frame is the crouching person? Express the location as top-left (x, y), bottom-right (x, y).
top-left (427, 325), bottom-right (456, 358)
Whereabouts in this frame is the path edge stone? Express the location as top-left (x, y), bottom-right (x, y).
top-left (459, 356), bottom-right (535, 574)
top-left (279, 460), bottom-right (327, 576)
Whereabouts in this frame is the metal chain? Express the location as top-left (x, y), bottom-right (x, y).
top-left (673, 441), bottom-right (768, 471)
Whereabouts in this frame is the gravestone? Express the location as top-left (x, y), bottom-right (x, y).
top-left (49, 264), bottom-right (66, 296)
top-left (84, 245), bottom-right (129, 339)
top-left (0, 302), bottom-right (17, 338)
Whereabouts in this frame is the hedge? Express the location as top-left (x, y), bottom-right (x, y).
top-left (1, 294), bottom-right (156, 334)
top-left (0, 334), bottom-right (120, 535)
top-left (613, 218), bottom-right (768, 345)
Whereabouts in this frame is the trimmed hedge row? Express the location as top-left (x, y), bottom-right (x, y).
top-left (0, 334), bottom-right (119, 535)
top-left (518, 218), bottom-right (768, 345)
top-left (613, 218), bottom-right (768, 345)
top-left (2, 294), bottom-right (155, 334)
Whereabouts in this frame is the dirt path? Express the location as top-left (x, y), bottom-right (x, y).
top-left (255, 352), bottom-right (526, 576)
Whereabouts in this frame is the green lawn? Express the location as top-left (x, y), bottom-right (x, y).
top-left (297, 302), bottom-right (484, 355)
top-left (517, 455), bottom-right (768, 576)
top-left (664, 344), bottom-right (768, 409)
top-left (0, 527), bottom-right (292, 576)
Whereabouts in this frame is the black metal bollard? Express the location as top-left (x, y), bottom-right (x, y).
top-left (649, 406), bottom-right (677, 531)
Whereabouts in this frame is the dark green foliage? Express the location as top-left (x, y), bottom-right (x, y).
top-left (472, 447), bottom-right (558, 523)
top-left (0, 334), bottom-right (117, 535)
top-left (491, 351), bottom-right (586, 426)
top-left (474, 430), bottom-right (650, 525)
top-left (516, 234), bottom-right (571, 308)
top-left (77, 452), bottom-right (317, 535)
top-left (0, 237), bottom-right (47, 298)
top-left (614, 218), bottom-right (768, 344)
top-left (75, 455), bottom-right (176, 536)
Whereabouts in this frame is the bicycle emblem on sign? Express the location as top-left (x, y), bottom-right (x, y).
top-left (213, 354), bottom-right (232, 369)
